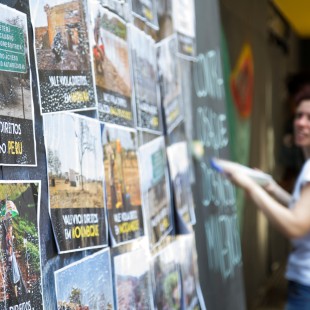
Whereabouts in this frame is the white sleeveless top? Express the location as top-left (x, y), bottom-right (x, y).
top-left (286, 159), bottom-right (310, 285)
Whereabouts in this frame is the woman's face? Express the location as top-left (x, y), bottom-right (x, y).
top-left (294, 99), bottom-right (310, 148)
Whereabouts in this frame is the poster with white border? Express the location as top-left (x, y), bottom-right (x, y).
top-left (54, 247), bottom-right (114, 309)
top-left (139, 136), bottom-right (173, 248)
top-left (131, 0), bottom-right (159, 29)
top-left (44, 112), bottom-right (108, 253)
top-left (0, 4), bottom-right (37, 166)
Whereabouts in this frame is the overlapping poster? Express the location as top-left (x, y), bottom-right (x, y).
top-left (156, 35), bottom-right (183, 133)
top-left (98, 0), bottom-right (131, 21)
top-left (0, 181), bottom-right (42, 309)
top-left (129, 25), bottom-right (161, 133)
top-left (44, 113), bottom-right (108, 253)
top-left (131, 0), bottom-right (159, 29)
top-left (152, 240), bottom-right (182, 310)
top-left (55, 248), bottom-right (114, 309)
top-left (172, 0), bottom-right (196, 59)
top-left (30, 0), bottom-right (96, 113)
top-left (102, 124), bottom-right (144, 245)
top-left (139, 136), bottom-right (172, 248)
top-left (167, 141), bottom-right (195, 225)
top-left (88, 3), bottom-right (134, 127)
top-left (0, 4), bottom-right (36, 166)
top-left (114, 248), bottom-right (154, 309)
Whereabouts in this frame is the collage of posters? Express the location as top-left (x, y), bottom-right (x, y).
top-left (0, 0), bottom-right (201, 309)
top-left (0, 4), bottom-right (36, 166)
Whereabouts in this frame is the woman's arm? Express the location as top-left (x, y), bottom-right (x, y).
top-left (263, 179), bottom-right (292, 206)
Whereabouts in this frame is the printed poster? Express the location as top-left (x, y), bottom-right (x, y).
top-left (88, 3), bottom-right (134, 127)
top-left (172, 0), bottom-right (196, 59)
top-left (98, 0), bottom-right (131, 21)
top-left (55, 248), bottom-right (114, 309)
top-left (156, 35), bottom-right (183, 134)
top-left (152, 241), bottom-right (182, 310)
top-left (129, 25), bottom-right (161, 133)
top-left (131, 0), bottom-right (159, 29)
top-left (114, 248), bottom-right (154, 309)
top-left (139, 136), bottom-right (172, 248)
top-left (0, 181), bottom-right (42, 309)
top-left (0, 4), bottom-right (36, 166)
top-left (44, 112), bottom-right (108, 253)
top-left (102, 124), bottom-right (144, 246)
top-left (30, 0), bottom-right (96, 113)
top-left (167, 141), bottom-right (195, 225)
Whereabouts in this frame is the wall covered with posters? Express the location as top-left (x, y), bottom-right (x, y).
top-left (0, 0), bottom-right (245, 309)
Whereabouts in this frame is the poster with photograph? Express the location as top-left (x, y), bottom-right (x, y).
top-left (114, 248), bottom-right (154, 309)
top-left (0, 181), bottom-right (42, 309)
top-left (88, 3), bottom-right (134, 127)
top-left (172, 0), bottom-right (196, 59)
top-left (156, 35), bottom-right (183, 134)
top-left (166, 141), bottom-right (195, 225)
top-left (55, 248), bottom-right (114, 309)
top-left (152, 240), bottom-right (182, 310)
top-left (176, 234), bottom-right (201, 310)
top-left (139, 136), bottom-right (172, 248)
top-left (0, 4), bottom-right (36, 166)
top-left (102, 124), bottom-right (144, 246)
top-left (44, 112), bottom-right (108, 253)
top-left (98, 0), bottom-right (131, 21)
top-left (30, 0), bottom-right (96, 113)
top-left (131, 0), bottom-right (159, 29)
top-left (129, 25), bottom-right (161, 133)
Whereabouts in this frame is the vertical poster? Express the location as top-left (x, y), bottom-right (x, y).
top-left (0, 181), bottom-right (42, 309)
top-left (152, 240), bottom-right (182, 310)
top-left (167, 141), bottom-right (195, 225)
top-left (171, 0), bottom-right (196, 59)
top-left (129, 25), bottom-right (161, 133)
top-left (30, 0), bottom-right (96, 113)
top-left (44, 112), bottom-right (108, 253)
top-left (88, 3), bottom-right (134, 127)
top-left (102, 124), bottom-right (144, 245)
top-left (139, 136), bottom-right (172, 248)
top-left (0, 4), bottom-right (36, 166)
top-left (114, 248), bottom-right (154, 309)
top-left (156, 35), bottom-right (183, 134)
top-left (131, 0), bottom-right (159, 29)
top-left (55, 248), bottom-right (114, 309)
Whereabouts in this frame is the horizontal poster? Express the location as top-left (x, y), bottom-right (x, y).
top-left (0, 4), bottom-right (36, 166)
top-left (129, 25), bottom-right (161, 133)
top-left (114, 248), bottom-right (154, 309)
top-left (167, 141), bottom-right (195, 225)
top-left (102, 124), bottom-right (144, 246)
top-left (139, 136), bottom-right (172, 248)
top-left (55, 248), bottom-right (114, 309)
top-left (30, 0), bottom-right (96, 113)
top-left (131, 0), bottom-right (159, 29)
top-left (172, 0), bottom-right (196, 59)
top-left (88, 3), bottom-right (134, 127)
top-left (44, 113), bottom-right (108, 253)
top-left (98, 0), bottom-right (131, 21)
top-left (156, 35), bottom-right (183, 133)
top-left (0, 181), bottom-right (42, 309)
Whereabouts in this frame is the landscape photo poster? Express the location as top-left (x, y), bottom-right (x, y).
top-left (156, 35), bottom-right (183, 134)
top-left (30, 0), bottom-right (96, 113)
top-left (102, 123), bottom-right (144, 246)
top-left (139, 136), bottom-right (172, 248)
top-left (114, 247), bottom-right (154, 309)
top-left (152, 240), bottom-right (182, 310)
top-left (0, 4), bottom-right (37, 166)
top-left (88, 2), bottom-right (134, 127)
top-left (54, 248), bottom-right (114, 309)
top-left (171, 0), bottom-right (196, 59)
top-left (131, 0), bottom-right (159, 29)
top-left (166, 141), bottom-right (195, 226)
top-left (0, 181), bottom-right (42, 309)
top-left (129, 25), bottom-right (161, 133)
top-left (44, 112), bottom-right (108, 253)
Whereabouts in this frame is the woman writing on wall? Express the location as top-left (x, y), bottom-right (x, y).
top-left (222, 87), bottom-right (310, 310)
